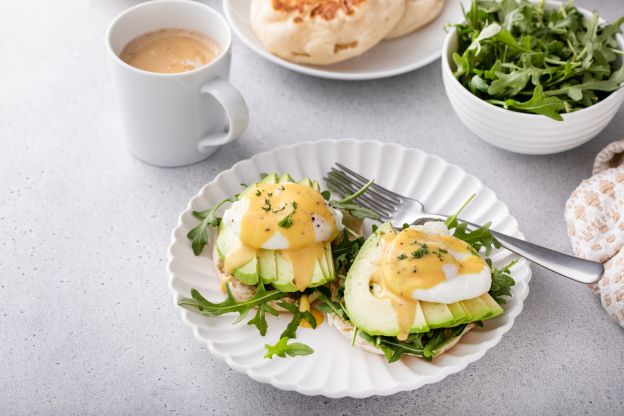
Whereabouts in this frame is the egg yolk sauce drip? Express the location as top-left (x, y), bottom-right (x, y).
top-left (226, 182), bottom-right (338, 291)
top-left (373, 228), bottom-right (489, 340)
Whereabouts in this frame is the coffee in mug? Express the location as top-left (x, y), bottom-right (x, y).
top-left (106, 0), bottom-right (249, 167)
top-left (119, 28), bottom-right (220, 74)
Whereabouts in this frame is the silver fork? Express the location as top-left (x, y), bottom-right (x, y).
top-left (326, 163), bottom-right (603, 284)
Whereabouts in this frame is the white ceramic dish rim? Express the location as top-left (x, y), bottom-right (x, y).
top-left (167, 139), bottom-right (532, 398)
top-left (441, 0), bottom-right (624, 121)
top-left (444, 83), bottom-right (620, 144)
top-left (223, 0), bottom-right (454, 80)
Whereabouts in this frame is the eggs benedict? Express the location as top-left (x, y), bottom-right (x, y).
top-left (214, 173), bottom-right (344, 295)
top-left (328, 221), bottom-right (509, 360)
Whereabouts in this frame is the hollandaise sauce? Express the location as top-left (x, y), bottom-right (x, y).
top-left (298, 294), bottom-right (325, 328)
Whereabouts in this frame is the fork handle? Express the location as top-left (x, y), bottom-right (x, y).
top-left (468, 220), bottom-right (603, 284)
top-left (419, 215), bottom-right (604, 284)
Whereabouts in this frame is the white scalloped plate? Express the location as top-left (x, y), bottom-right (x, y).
top-left (167, 139), bottom-right (531, 398)
top-left (223, 0), bottom-right (468, 80)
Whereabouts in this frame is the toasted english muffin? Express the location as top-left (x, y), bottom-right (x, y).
top-left (250, 0), bottom-right (406, 65)
top-left (384, 0), bottom-right (445, 40)
top-left (327, 312), bottom-right (475, 358)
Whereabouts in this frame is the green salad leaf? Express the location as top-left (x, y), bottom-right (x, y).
top-left (264, 337), bottom-right (314, 359)
top-left (263, 301), bottom-right (316, 359)
top-left (452, 0), bottom-right (624, 120)
top-left (178, 283), bottom-right (286, 326)
top-left (187, 197), bottom-right (234, 255)
top-left (314, 286), bottom-right (348, 320)
top-left (247, 302), bottom-right (279, 336)
top-left (276, 301), bottom-right (317, 340)
top-left (489, 259), bottom-right (518, 304)
top-left (326, 174), bottom-right (381, 221)
top-left (445, 193), bottom-right (501, 256)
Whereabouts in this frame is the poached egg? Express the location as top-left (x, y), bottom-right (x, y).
top-left (376, 222), bottom-right (491, 304)
top-left (222, 182), bottom-right (344, 250)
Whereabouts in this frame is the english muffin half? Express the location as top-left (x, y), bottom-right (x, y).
top-left (250, 0), bottom-right (406, 65)
top-left (384, 0), bottom-right (446, 40)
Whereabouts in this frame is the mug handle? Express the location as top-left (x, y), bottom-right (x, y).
top-left (197, 78), bottom-right (249, 153)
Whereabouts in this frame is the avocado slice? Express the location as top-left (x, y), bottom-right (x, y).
top-left (298, 178), bottom-right (314, 187)
top-left (215, 222), bottom-right (239, 260)
top-left (273, 250), bottom-right (330, 292)
top-left (233, 258), bottom-right (259, 285)
top-left (411, 301), bottom-right (430, 333)
top-left (238, 172), bottom-right (278, 199)
top-left (258, 249), bottom-right (278, 283)
top-left (460, 297), bottom-right (491, 322)
top-left (447, 302), bottom-right (470, 325)
top-left (312, 180), bottom-right (321, 192)
top-left (421, 302), bottom-right (456, 329)
top-left (322, 241), bottom-right (336, 282)
top-left (479, 293), bottom-right (504, 319)
top-left (277, 173), bottom-right (294, 183)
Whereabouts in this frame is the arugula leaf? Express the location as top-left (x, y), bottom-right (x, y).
top-left (264, 337), bottom-right (314, 359)
top-left (445, 194), bottom-right (501, 256)
top-left (445, 193), bottom-right (476, 229)
top-left (489, 259), bottom-right (517, 304)
top-left (187, 197), bottom-right (234, 255)
top-left (277, 301), bottom-right (317, 340)
top-left (178, 282), bottom-right (286, 324)
top-left (330, 200), bottom-right (380, 220)
top-left (314, 286), bottom-right (348, 320)
top-left (502, 84), bottom-right (567, 120)
top-left (327, 175), bottom-right (381, 221)
top-left (423, 325), bottom-right (468, 358)
top-left (452, 221), bottom-right (502, 256)
top-left (247, 302), bottom-right (279, 336)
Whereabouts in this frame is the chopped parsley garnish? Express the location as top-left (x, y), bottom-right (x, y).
top-left (278, 202), bottom-right (298, 229)
top-left (397, 254), bottom-right (408, 260)
top-left (255, 189), bottom-right (261, 197)
top-left (411, 243), bottom-right (430, 259)
top-left (261, 198), bottom-right (272, 212)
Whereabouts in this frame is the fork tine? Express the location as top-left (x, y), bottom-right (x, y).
top-left (335, 163), bottom-right (403, 202)
top-left (325, 176), bottom-right (391, 219)
top-left (329, 168), bottom-right (400, 208)
top-left (328, 171), bottom-right (396, 211)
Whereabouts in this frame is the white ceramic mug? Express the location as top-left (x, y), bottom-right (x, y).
top-left (106, 0), bottom-right (249, 167)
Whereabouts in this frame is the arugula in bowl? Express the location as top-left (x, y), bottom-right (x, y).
top-left (451, 0), bottom-right (624, 120)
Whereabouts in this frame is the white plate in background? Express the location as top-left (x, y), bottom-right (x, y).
top-left (223, 0), bottom-right (467, 80)
top-left (167, 139), bottom-right (531, 397)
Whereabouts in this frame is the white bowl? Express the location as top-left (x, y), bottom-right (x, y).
top-left (441, 1), bottom-right (624, 155)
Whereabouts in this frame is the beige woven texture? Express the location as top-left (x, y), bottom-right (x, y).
top-left (565, 139), bottom-right (624, 327)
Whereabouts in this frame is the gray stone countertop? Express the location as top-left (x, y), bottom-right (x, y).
top-left (1, 0), bottom-right (623, 414)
